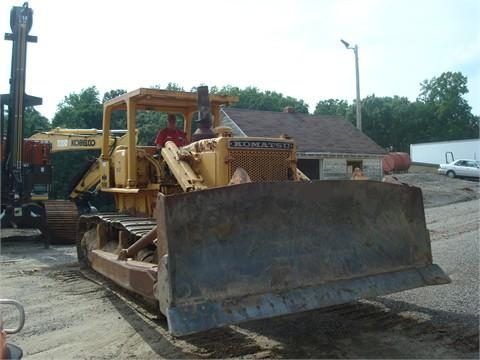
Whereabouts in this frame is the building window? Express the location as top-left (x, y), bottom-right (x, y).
top-left (322, 158), bottom-right (348, 179)
top-left (347, 160), bottom-right (363, 176)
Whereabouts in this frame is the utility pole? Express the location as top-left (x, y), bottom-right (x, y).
top-left (341, 39), bottom-right (361, 131)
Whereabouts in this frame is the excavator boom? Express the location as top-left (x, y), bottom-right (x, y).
top-left (28, 128), bottom-right (127, 152)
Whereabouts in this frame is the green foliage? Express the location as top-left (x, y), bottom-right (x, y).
top-left (165, 82), bottom-right (184, 91)
top-left (419, 71), bottom-right (469, 103)
top-left (50, 150), bottom-right (99, 199)
top-left (1, 107), bottom-right (50, 138)
top-left (52, 86), bottom-right (103, 129)
top-left (341, 72), bottom-right (478, 152)
top-left (213, 86), bottom-right (309, 113)
top-left (136, 111), bottom-right (166, 145)
top-left (418, 71), bottom-right (478, 140)
top-left (314, 99), bottom-right (349, 117)
top-left (352, 95), bottom-right (417, 151)
top-left (103, 89), bottom-right (127, 129)
top-left (103, 89), bottom-right (126, 102)
top-left (24, 107), bottom-right (51, 137)
top-left (49, 87), bottom-right (103, 200)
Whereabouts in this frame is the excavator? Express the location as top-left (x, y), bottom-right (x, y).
top-left (0, 3), bottom-right (126, 245)
top-left (76, 86), bottom-right (451, 336)
top-left (27, 127), bottom-right (128, 205)
top-left (26, 128), bottom-right (129, 243)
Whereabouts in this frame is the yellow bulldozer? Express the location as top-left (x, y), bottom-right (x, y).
top-left (76, 86), bottom-right (450, 336)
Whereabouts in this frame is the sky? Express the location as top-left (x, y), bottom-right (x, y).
top-left (0, 0), bottom-right (479, 121)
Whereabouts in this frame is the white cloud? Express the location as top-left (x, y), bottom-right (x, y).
top-left (0, 0), bottom-right (478, 120)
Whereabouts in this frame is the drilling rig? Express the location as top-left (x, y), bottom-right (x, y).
top-left (0, 3), bottom-right (77, 247)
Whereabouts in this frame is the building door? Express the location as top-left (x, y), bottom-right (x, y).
top-left (297, 159), bottom-right (320, 180)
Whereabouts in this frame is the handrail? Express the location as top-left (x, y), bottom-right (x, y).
top-left (0, 299), bottom-right (25, 334)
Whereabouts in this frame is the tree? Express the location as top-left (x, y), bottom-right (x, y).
top-left (314, 99), bottom-right (349, 117)
top-left (214, 86), bottom-right (309, 113)
top-left (103, 89), bottom-right (126, 103)
top-left (136, 111), bottom-right (165, 145)
top-left (418, 72), bottom-right (478, 140)
top-left (50, 87), bottom-right (103, 199)
top-left (344, 95), bottom-right (421, 152)
top-left (52, 87), bottom-right (102, 129)
top-left (103, 89), bottom-right (127, 129)
top-left (164, 82), bottom-right (184, 91)
top-left (24, 107), bottom-right (50, 137)
top-left (338, 72), bottom-right (478, 152)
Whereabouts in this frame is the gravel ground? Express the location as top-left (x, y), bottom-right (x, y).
top-left (394, 173), bottom-right (479, 208)
top-left (382, 199), bottom-right (479, 325)
top-left (381, 174), bottom-right (479, 343)
top-left (1, 173), bottom-right (479, 359)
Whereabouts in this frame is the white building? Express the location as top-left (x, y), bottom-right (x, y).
top-left (410, 138), bottom-right (480, 165)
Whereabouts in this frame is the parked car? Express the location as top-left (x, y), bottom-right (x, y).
top-left (438, 159), bottom-right (480, 179)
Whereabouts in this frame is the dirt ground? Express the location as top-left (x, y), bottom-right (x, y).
top-left (1, 173), bottom-right (479, 359)
top-left (394, 172), bottom-right (479, 208)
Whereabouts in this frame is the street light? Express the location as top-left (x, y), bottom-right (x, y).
top-left (341, 39), bottom-right (361, 131)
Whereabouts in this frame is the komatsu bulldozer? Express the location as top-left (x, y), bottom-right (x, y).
top-left (76, 86), bottom-right (450, 336)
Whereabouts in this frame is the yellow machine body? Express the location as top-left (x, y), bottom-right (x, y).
top-left (76, 87), bottom-right (450, 336)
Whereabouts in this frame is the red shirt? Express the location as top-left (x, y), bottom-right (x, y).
top-left (155, 128), bottom-right (187, 147)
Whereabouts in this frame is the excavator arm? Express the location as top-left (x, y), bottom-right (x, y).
top-left (28, 128), bottom-right (127, 152)
top-left (27, 129), bottom-right (129, 198)
top-left (67, 132), bottom-right (129, 200)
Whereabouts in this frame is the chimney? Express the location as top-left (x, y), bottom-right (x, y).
top-left (283, 106), bottom-right (295, 113)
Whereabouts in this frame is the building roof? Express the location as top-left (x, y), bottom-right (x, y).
top-left (221, 108), bottom-right (387, 155)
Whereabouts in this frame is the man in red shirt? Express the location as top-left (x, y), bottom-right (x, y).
top-left (155, 114), bottom-right (187, 149)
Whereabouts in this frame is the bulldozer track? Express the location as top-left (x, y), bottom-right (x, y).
top-left (79, 213), bottom-right (157, 238)
top-left (44, 200), bottom-right (79, 244)
top-left (76, 212), bottom-right (160, 310)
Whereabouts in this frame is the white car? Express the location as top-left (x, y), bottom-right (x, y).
top-left (438, 159), bottom-right (480, 179)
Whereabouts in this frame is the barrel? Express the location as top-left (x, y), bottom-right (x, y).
top-left (383, 152), bottom-right (411, 173)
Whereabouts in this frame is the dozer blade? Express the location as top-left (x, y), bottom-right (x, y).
top-left (156, 180), bottom-right (450, 336)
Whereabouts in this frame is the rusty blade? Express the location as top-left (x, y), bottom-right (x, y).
top-left (156, 180), bottom-right (450, 336)
top-left (89, 250), bottom-right (158, 300)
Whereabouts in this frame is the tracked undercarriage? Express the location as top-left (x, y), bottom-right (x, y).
top-left (77, 213), bottom-right (159, 307)
top-left (44, 200), bottom-right (79, 244)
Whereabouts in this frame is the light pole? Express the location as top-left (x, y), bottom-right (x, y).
top-left (341, 39), bottom-right (361, 131)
